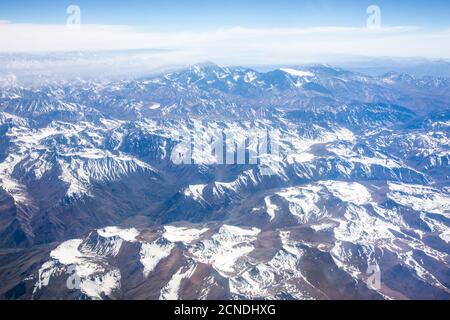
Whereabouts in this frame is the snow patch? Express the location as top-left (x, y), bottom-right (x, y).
top-left (264, 196), bottom-right (278, 221)
top-left (97, 227), bottom-right (139, 242)
top-left (37, 238), bottom-right (122, 300)
top-left (159, 264), bottom-right (196, 300)
top-left (140, 241), bottom-right (174, 277)
top-left (320, 181), bottom-right (372, 205)
top-left (163, 226), bottom-right (208, 243)
top-left (183, 184), bottom-right (207, 202)
top-left (280, 68), bottom-right (315, 77)
top-left (276, 186), bottom-right (324, 223)
top-left (440, 231), bottom-right (450, 243)
top-left (190, 225), bottom-right (260, 275)
top-left (388, 183), bottom-right (450, 216)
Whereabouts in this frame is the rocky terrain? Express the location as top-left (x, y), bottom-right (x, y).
top-left (0, 63), bottom-right (449, 300)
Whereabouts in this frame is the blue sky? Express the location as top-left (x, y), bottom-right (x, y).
top-left (0, 0), bottom-right (449, 31)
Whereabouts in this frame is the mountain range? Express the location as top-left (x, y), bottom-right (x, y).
top-left (0, 63), bottom-right (449, 300)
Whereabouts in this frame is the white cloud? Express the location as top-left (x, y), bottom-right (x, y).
top-left (0, 22), bottom-right (449, 77)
